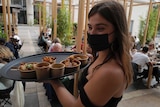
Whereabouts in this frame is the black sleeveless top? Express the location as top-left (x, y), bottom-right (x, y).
top-left (78, 66), bottom-right (122, 107)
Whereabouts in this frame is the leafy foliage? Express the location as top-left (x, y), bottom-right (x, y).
top-left (138, 7), bottom-right (158, 45)
top-left (0, 29), bottom-right (7, 40)
top-left (138, 17), bottom-right (146, 44)
top-left (56, 4), bottom-right (73, 46)
top-left (147, 7), bottom-right (158, 41)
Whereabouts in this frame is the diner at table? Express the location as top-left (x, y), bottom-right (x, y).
top-left (132, 46), bottom-right (160, 87)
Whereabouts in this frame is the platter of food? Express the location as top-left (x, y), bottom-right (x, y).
top-left (0, 52), bottom-right (90, 82)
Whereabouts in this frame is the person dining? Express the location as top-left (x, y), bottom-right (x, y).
top-left (132, 46), bottom-right (160, 84)
top-left (48, 38), bottom-right (63, 52)
top-left (44, 1), bottom-right (133, 107)
top-left (0, 45), bottom-right (14, 90)
top-left (148, 41), bottom-right (157, 58)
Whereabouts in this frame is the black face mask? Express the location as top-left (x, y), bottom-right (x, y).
top-left (87, 33), bottom-right (112, 51)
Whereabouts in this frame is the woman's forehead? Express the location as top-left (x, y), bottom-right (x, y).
top-left (88, 14), bottom-right (108, 25)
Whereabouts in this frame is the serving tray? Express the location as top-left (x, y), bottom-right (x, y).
top-left (0, 52), bottom-right (90, 82)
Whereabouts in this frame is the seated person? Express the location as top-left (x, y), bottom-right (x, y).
top-left (12, 32), bottom-right (23, 50)
top-left (48, 38), bottom-right (63, 52)
top-left (148, 41), bottom-right (157, 58)
top-left (132, 46), bottom-right (160, 83)
top-left (0, 45), bottom-right (14, 90)
top-left (38, 31), bottom-right (47, 51)
top-left (5, 37), bottom-right (20, 59)
top-left (50, 43), bottom-right (63, 52)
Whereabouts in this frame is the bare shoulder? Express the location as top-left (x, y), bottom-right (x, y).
top-left (97, 60), bottom-right (124, 81)
top-left (92, 59), bottom-right (125, 90)
top-left (84, 60), bottom-right (125, 105)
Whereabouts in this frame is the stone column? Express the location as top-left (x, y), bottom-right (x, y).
top-left (26, 0), bottom-right (34, 25)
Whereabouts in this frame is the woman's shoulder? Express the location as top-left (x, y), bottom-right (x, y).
top-left (96, 61), bottom-right (124, 83)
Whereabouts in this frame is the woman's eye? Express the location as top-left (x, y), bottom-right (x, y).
top-left (97, 28), bottom-right (105, 31)
top-left (88, 26), bottom-right (92, 31)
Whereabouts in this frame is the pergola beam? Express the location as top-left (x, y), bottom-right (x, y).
top-left (2, 0), bottom-right (8, 40)
top-left (7, 0), bottom-right (12, 37)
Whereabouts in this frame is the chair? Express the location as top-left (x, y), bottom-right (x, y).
top-left (131, 62), bottom-right (153, 88)
top-left (0, 81), bottom-right (15, 107)
top-left (131, 62), bottom-right (144, 81)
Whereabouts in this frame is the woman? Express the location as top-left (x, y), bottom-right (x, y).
top-left (0, 45), bottom-right (14, 90)
top-left (47, 1), bottom-right (133, 107)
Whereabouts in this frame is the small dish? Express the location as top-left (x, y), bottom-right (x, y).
top-left (18, 62), bottom-right (37, 79)
top-left (61, 58), bottom-right (81, 74)
top-left (42, 56), bottom-right (56, 64)
top-left (35, 62), bottom-right (50, 80)
top-left (50, 63), bottom-right (65, 77)
top-left (69, 54), bottom-right (89, 66)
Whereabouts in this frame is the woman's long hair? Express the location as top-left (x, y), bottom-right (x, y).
top-left (0, 45), bottom-right (14, 63)
top-left (88, 0), bottom-right (133, 88)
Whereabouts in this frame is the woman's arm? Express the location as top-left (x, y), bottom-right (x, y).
top-left (49, 64), bottom-right (124, 107)
top-left (50, 80), bottom-right (84, 107)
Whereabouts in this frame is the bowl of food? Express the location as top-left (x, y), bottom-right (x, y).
top-left (69, 54), bottom-right (89, 67)
top-left (42, 56), bottom-right (56, 64)
top-left (18, 62), bottom-right (37, 79)
top-left (61, 57), bottom-right (81, 74)
top-left (50, 63), bottom-right (65, 78)
top-left (34, 62), bottom-right (50, 80)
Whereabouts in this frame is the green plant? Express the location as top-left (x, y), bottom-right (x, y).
top-left (56, 0), bottom-right (73, 47)
top-left (138, 16), bottom-right (146, 45)
top-left (0, 26), bottom-right (7, 39)
top-left (34, 19), bottom-right (39, 24)
top-left (138, 6), bottom-right (158, 45)
top-left (147, 7), bottom-right (158, 40)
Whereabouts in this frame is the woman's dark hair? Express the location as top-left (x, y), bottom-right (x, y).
top-left (88, 0), bottom-right (128, 57)
top-left (88, 0), bottom-right (133, 87)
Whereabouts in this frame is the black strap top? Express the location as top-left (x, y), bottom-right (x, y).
top-left (78, 66), bottom-right (122, 107)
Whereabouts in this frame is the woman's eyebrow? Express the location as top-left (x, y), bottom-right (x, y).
top-left (88, 23), bottom-right (107, 26)
top-left (96, 23), bottom-right (107, 26)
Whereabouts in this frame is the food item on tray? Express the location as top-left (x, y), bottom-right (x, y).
top-left (61, 57), bottom-right (81, 74)
top-left (62, 57), bottom-right (80, 67)
top-left (19, 62), bottom-right (36, 71)
top-left (34, 62), bottom-right (50, 80)
top-left (18, 62), bottom-right (37, 79)
top-left (42, 56), bottom-right (56, 64)
top-left (50, 63), bottom-right (65, 77)
top-left (68, 54), bottom-right (89, 66)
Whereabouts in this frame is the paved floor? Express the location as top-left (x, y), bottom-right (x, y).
top-left (4, 25), bottom-right (160, 107)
